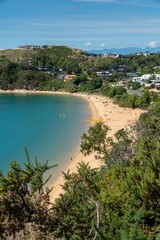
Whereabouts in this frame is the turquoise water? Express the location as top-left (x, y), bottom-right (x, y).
top-left (0, 93), bottom-right (91, 178)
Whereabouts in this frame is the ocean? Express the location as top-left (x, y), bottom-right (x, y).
top-left (0, 93), bottom-right (91, 179)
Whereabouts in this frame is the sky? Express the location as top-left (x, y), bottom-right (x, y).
top-left (0, 0), bottom-right (160, 50)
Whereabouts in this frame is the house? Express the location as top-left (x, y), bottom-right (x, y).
top-left (155, 80), bottom-right (160, 90)
top-left (96, 71), bottom-right (111, 77)
top-left (131, 74), bottom-right (152, 85)
top-left (152, 66), bottom-right (160, 71)
top-left (38, 67), bottom-right (63, 74)
top-left (135, 52), bottom-right (143, 56)
top-left (18, 45), bottom-right (41, 50)
top-left (150, 74), bottom-right (160, 89)
top-left (132, 77), bottom-right (141, 82)
top-left (96, 71), bottom-right (103, 76)
top-left (102, 53), bottom-right (120, 58)
top-left (109, 65), bottom-right (119, 71)
top-left (117, 65), bottom-right (129, 72)
top-left (18, 45), bottom-right (53, 50)
top-left (131, 75), bottom-right (151, 85)
top-left (156, 74), bottom-right (160, 80)
top-left (64, 74), bottom-right (76, 82)
top-left (126, 72), bottom-right (140, 77)
top-left (57, 74), bottom-right (65, 80)
top-left (130, 73), bottom-right (160, 89)
top-left (140, 74), bottom-right (152, 81)
top-left (38, 66), bottom-right (54, 72)
top-left (143, 51), bottom-right (151, 56)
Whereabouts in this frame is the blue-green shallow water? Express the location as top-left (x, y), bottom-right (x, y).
top-left (0, 93), bottom-right (91, 179)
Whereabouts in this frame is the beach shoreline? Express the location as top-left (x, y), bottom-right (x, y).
top-left (49, 92), bottom-right (145, 202)
top-left (0, 89), bottom-right (145, 202)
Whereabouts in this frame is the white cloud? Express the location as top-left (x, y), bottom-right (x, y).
top-left (84, 41), bottom-right (92, 47)
top-left (99, 43), bottom-right (105, 48)
top-left (74, 0), bottom-right (117, 2)
top-left (146, 41), bottom-right (159, 48)
top-left (3, 18), bottom-right (160, 36)
top-left (73, 0), bottom-right (160, 8)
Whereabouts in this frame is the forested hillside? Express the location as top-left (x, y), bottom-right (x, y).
top-left (1, 45), bottom-right (160, 109)
top-left (0, 102), bottom-right (160, 239)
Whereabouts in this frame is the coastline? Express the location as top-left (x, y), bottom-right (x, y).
top-left (49, 93), bottom-right (145, 202)
top-left (0, 90), bottom-right (145, 202)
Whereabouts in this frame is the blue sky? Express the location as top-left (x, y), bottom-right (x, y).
top-left (0, 0), bottom-right (160, 50)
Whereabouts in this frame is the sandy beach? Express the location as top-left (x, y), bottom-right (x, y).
top-left (49, 92), bottom-right (145, 202)
top-left (0, 89), bottom-right (145, 201)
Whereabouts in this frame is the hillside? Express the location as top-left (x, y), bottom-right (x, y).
top-left (0, 46), bottom-right (85, 62)
top-left (0, 45), bottom-right (160, 109)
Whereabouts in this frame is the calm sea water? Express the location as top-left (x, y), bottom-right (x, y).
top-left (0, 93), bottom-right (91, 178)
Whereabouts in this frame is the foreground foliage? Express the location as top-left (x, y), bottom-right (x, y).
top-left (0, 149), bottom-right (56, 239)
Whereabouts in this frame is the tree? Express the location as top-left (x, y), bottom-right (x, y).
top-left (51, 162), bottom-right (103, 240)
top-left (80, 122), bottom-right (111, 160)
top-left (0, 148), bottom-right (57, 239)
top-left (73, 74), bottom-right (88, 86)
top-left (136, 91), bottom-right (151, 109)
top-left (128, 81), bottom-right (141, 90)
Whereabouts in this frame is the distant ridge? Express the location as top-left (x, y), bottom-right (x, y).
top-left (88, 47), bottom-right (160, 55)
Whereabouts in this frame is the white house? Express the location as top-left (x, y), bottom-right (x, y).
top-left (140, 74), bottom-right (152, 81)
top-left (96, 71), bottom-right (111, 77)
top-left (156, 74), bottom-right (160, 80)
top-left (132, 77), bottom-right (141, 82)
top-left (155, 80), bottom-right (160, 89)
top-left (131, 73), bottom-right (160, 89)
top-left (102, 53), bottom-right (120, 58)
